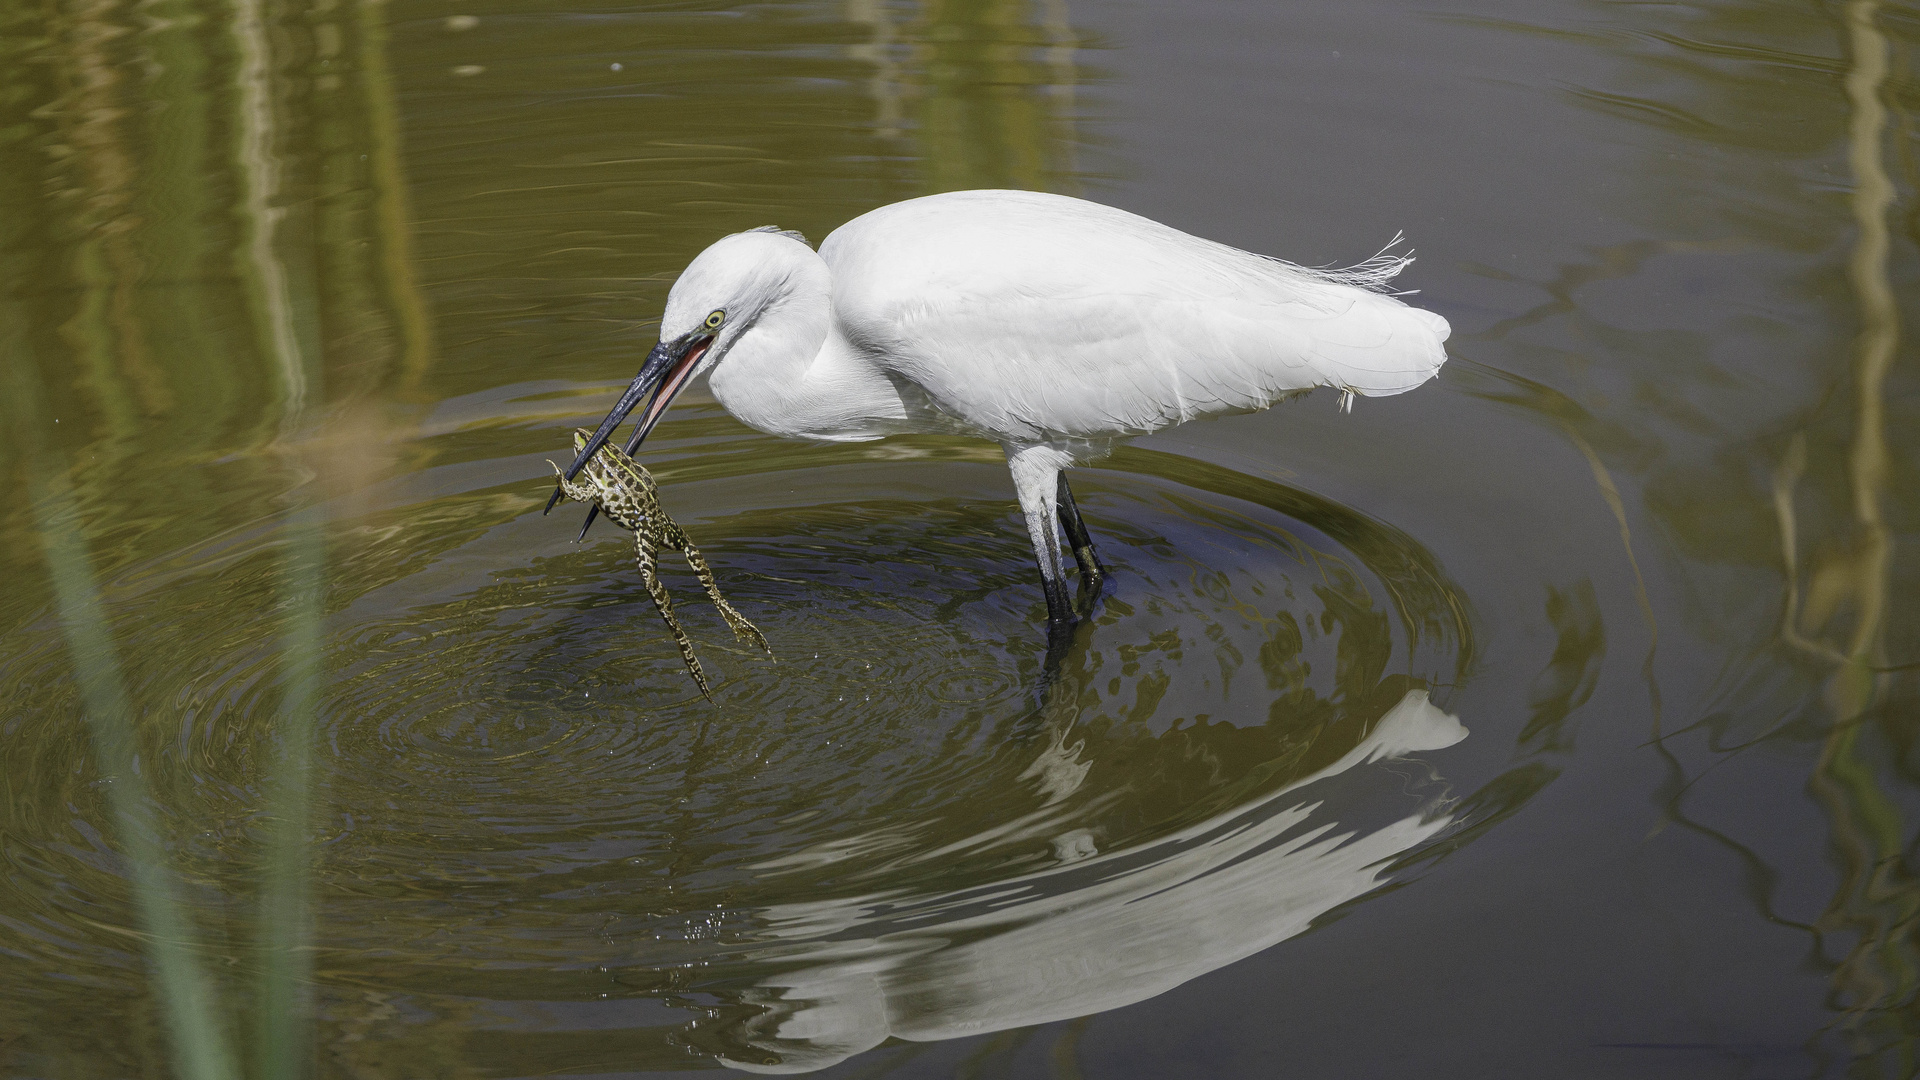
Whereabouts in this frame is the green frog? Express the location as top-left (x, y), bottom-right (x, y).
top-left (549, 428), bottom-right (771, 699)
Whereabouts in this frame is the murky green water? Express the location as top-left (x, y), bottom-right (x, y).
top-left (2, 0), bottom-right (1917, 1076)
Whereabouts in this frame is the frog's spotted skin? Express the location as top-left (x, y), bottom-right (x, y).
top-left (550, 428), bottom-right (771, 700)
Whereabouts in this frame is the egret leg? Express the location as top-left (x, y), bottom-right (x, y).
top-left (636, 529), bottom-right (712, 701)
top-left (663, 521), bottom-right (773, 656)
top-left (1055, 473), bottom-right (1105, 606)
top-left (1004, 443), bottom-right (1077, 638)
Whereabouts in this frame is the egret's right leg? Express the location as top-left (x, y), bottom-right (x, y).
top-left (1004, 443), bottom-right (1076, 638)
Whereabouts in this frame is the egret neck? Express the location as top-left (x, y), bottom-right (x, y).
top-left (704, 242), bottom-right (917, 444)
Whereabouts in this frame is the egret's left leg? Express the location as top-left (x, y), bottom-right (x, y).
top-left (1055, 473), bottom-right (1105, 604)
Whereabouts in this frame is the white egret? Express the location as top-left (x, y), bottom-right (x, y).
top-left (552, 189), bottom-right (1449, 645)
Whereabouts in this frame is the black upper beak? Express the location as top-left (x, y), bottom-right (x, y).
top-left (543, 334), bottom-right (710, 530)
top-left (564, 340), bottom-right (680, 480)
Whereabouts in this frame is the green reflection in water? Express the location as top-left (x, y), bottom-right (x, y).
top-left (1804, 0), bottom-right (1908, 1065)
top-left (1474, 0), bottom-right (1919, 1068)
top-left (881, 0), bottom-right (1085, 193)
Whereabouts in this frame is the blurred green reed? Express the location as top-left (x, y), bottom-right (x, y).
top-left (6, 305), bottom-right (326, 1080)
top-left (31, 479), bottom-right (249, 1080)
top-left (10, 343), bottom-right (326, 1080)
top-left (253, 503), bottom-right (325, 1080)
top-left (4, 335), bottom-right (241, 1080)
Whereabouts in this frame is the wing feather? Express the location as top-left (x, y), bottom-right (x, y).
top-left (820, 191), bottom-right (1449, 443)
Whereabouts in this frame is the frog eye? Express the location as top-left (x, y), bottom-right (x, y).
top-left (703, 309), bottom-right (726, 331)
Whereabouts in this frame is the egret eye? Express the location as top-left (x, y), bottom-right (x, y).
top-left (704, 309), bottom-right (725, 331)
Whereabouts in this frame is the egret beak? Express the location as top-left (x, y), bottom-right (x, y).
top-left (543, 333), bottom-right (714, 516)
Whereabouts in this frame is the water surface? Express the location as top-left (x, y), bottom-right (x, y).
top-left (1, 0), bottom-right (1917, 1076)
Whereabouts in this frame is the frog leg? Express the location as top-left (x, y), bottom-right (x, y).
top-left (664, 522), bottom-right (772, 656)
top-left (548, 461), bottom-right (593, 507)
top-left (635, 527), bottom-right (712, 701)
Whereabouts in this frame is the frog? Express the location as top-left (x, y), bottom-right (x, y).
top-left (549, 428), bottom-right (771, 699)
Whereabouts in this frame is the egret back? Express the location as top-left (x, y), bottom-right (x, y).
top-left (818, 190), bottom-right (1450, 445)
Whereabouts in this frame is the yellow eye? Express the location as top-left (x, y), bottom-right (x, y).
top-left (704, 309), bottom-right (725, 330)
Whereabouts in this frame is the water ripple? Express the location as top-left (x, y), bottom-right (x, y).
top-left (0, 446), bottom-right (1475, 1069)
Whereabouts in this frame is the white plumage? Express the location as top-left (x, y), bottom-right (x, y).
top-left (563, 189), bottom-right (1450, 642)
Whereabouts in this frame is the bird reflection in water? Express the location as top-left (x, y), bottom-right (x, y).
top-left (710, 688), bottom-right (1467, 1073)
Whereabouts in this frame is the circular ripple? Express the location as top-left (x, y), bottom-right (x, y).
top-left (0, 443), bottom-right (1473, 1043)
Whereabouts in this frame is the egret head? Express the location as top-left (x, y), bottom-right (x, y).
top-left (556, 227), bottom-right (812, 486)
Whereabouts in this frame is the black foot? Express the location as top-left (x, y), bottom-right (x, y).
top-left (1072, 559), bottom-right (1106, 616)
top-left (1057, 474), bottom-right (1107, 616)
